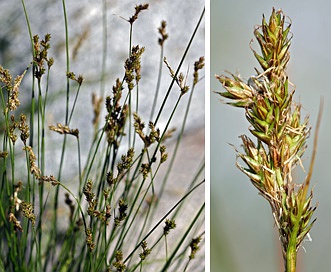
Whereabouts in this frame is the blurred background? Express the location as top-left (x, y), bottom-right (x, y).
top-left (211, 0), bottom-right (331, 271)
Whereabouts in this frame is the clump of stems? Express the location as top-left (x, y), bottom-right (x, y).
top-left (215, 8), bottom-right (320, 271)
top-left (0, 1), bottom-right (205, 271)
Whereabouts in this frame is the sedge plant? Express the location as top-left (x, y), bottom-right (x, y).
top-left (215, 8), bottom-right (321, 272)
top-left (0, 2), bottom-right (205, 271)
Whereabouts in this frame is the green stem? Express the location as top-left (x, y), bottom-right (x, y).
top-left (154, 7), bottom-right (204, 126)
top-left (156, 79), bottom-right (199, 212)
top-left (123, 179), bottom-right (204, 264)
top-left (285, 102), bottom-right (323, 272)
top-left (286, 239), bottom-right (297, 272)
top-left (21, 0), bottom-right (36, 148)
top-left (161, 202), bottom-right (205, 271)
top-left (149, 44), bottom-right (164, 121)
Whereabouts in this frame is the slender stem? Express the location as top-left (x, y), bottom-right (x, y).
top-left (286, 235), bottom-right (297, 272)
top-left (21, 0), bottom-right (36, 148)
top-left (154, 7), bottom-right (204, 126)
top-left (158, 80), bottom-right (198, 205)
top-left (123, 179), bottom-right (205, 263)
top-left (161, 203), bottom-right (205, 271)
top-left (149, 45), bottom-right (164, 121)
top-left (285, 100), bottom-right (323, 272)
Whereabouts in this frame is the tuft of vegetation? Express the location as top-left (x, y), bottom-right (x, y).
top-left (0, 1), bottom-right (205, 271)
